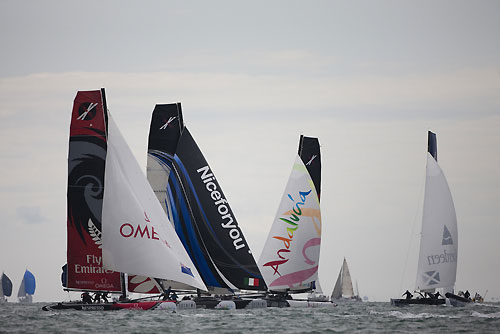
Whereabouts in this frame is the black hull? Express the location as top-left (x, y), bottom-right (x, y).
top-left (391, 298), bottom-right (446, 306)
top-left (42, 300), bottom-right (176, 311)
top-left (193, 297), bottom-right (253, 309)
top-left (42, 302), bottom-right (118, 311)
top-left (192, 297), bottom-right (221, 309)
top-left (445, 292), bottom-right (471, 303)
top-left (234, 299), bottom-right (253, 309)
top-left (265, 299), bottom-right (290, 308)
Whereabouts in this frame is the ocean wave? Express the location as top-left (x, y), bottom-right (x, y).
top-left (370, 310), bottom-right (460, 319)
top-left (471, 311), bottom-right (500, 319)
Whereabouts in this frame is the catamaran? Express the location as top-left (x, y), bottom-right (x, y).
top-left (43, 89), bottom-right (206, 311)
top-left (331, 258), bottom-right (361, 302)
top-left (391, 131), bottom-right (458, 306)
top-left (131, 103), bottom-right (267, 309)
top-left (258, 135), bottom-right (335, 307)
top-left (1, 272), bottom-right (12, 303)
top-left (18, 269), bottom-right (36, 303)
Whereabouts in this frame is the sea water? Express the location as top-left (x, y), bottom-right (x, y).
top-left (1, 301), bottom-right (499, 333)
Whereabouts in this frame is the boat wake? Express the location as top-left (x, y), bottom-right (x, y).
top-left (370, 310), bottom-right (460, 320)
top-left (471, 311), bottom-right (500, 319)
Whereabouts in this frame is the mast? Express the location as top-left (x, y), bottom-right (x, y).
top-left (415, 131), bottom-right (458, 293)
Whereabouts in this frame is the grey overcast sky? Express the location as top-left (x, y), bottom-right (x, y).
top-left (0, 0), bottom-right (499, 302)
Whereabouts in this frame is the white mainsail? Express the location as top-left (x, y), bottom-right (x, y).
top-left (415, 152), bottom-right (458, 292)
top-left (101, 114), bottom-right (206, 291)
top-left (331, 258), bottom-right (355, 299)
top-left (258, 156), bottom-right (321, 291)
top-left (17, 278), bottom-right (25, 298)
top-left (331, 268), bottom-right (342, 299)
top-left (341, 259), bottom-right (354, 298)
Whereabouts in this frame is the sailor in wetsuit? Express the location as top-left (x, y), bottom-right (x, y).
top-left (162, 286), bottom-right (172, 301)
top-left (81, 291), bottom-right (92, 304)
top-left (402, 290), bottom-right (413, 299)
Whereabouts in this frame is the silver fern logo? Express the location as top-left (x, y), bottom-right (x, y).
top-left (88, 219), bottom-right (102, 249)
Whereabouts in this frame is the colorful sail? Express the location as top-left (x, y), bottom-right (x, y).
top-left (66, 89), bottom-right (122, 292)
top-left (17, 270), bottom-right (36, 297)
top-left (101, 114), bottom-right (206, 291)
top-left (142, 103), bottom-right (265, 293)
top-left (415, 131), bottom-right (458, 292)
top-left (258, 156), bottom-right (321, 291)
top-left (1, 273), bottom-right (12, 297)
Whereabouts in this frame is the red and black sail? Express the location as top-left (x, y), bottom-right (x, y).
top-left (66, 89), bottom-right (121, 292)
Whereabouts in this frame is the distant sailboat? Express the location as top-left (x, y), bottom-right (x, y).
top-left (391, 131), bottom-right (458, 306)
top-left (1, 273), bottom-right (13, 302)
top-left (258, 135), bottom-right (335, 307)
top-left (18, 269), bottom-right (36, 303)
top-left (331, 258), bottom-right (361, 302)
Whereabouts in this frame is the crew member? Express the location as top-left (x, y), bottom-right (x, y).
top-left (402, 290), bottom-right (413, 299)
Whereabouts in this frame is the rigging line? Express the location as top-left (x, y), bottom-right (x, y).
top-left (398, 167), bottom-right (426, 295)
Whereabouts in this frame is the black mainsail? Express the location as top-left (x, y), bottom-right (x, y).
top-left (298, 135), bottom-right (321, 200)
top-left (144, 103), bottom-right (266, 293)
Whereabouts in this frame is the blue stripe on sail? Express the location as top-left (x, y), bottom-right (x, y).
top-left (168, 169), bottom-right (220, 287)
top-left (151, 149), bottom-right (259, 283)
top-left (151, 151), bottom-right (219, 287)
top-left (173, 154), bottom-right (261, 278)
top-left (167, 182), bottom-right (185, 245)
top-left (173, 155), bottom-right (219, 238)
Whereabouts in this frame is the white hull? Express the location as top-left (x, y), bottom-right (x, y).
top-left (287, 300), bottom-right (336, 308)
